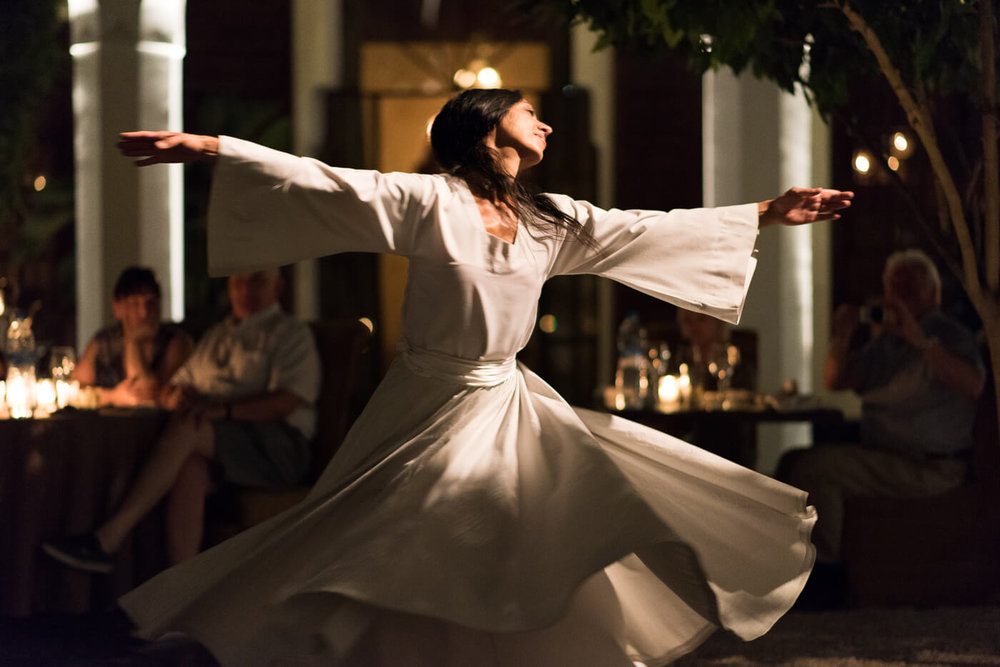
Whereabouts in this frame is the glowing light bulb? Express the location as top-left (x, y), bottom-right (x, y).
top-left (453, 68), bottom-right (476, 89)
top-left (853, 151), bottom-right (872, 175)
top-left (892, 131), bottom-right (909, 153)
top-left (476, 67), bottom-right (501, 88)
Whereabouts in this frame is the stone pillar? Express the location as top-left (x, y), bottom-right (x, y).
top-left (69, 0), bottom-right (185, 350)
top-left (571, 23), bottom-right (616, 387)
top-left (291, 0), bottom-right (343, 321)
top-left (703, 68), bottom-right (832, 471)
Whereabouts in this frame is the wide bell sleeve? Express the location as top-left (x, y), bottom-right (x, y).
top-left (546, 195), bottom-right (760, 324)
top-left (206, 136), bottom-right (436, 276)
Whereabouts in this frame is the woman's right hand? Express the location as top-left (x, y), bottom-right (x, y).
top-left (117, 131), bottom-right (219, 166)
top-left (161, 383), bottom-right (198, 411)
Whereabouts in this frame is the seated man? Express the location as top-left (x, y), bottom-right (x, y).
top-left (74, 266), bottom-right (193, 406)
top-left (781, 249), bottom-right (985, 570)
top-left (44, 268), bottom-right (320, 570)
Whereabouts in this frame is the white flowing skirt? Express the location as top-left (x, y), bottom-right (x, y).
top-left (120, 352), bottom-right (816, 666)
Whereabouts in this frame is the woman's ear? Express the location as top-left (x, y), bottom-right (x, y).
top-left (483, 127), bottom-right (498, 150)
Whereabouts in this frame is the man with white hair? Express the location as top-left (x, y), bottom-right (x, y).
top-left (44, 269), bottom-right (320, 572)
top-left (783, 249), bottom-right (985, 574)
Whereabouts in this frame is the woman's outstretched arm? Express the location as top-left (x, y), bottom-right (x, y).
top-left (118, 131), bottom-right (219, 165)
top-left (119, 132), bottom-right (437, 274)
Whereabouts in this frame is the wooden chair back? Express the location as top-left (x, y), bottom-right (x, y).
top-left (308, 318), bottom-right (371, 481)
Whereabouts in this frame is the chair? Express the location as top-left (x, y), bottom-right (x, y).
top-left (841, 381), bottom-right (1000, 607)
top-left (210, 318), bottom-right (372, 535)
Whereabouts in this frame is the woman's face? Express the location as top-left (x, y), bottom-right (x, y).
top-left (112, 290), bottom-right (161, 336)
top-left (493, 100), bottom-right (552, 170)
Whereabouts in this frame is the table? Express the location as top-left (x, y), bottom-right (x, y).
top-left (607, 402), bottom-right (845, 468)
top-left (0, 409), bottom-right (169, 616)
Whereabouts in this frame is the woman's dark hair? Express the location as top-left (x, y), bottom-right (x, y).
top-left (113, 266), bottom-right (160, 299)
top-left (430, 88), bottom-right (595, 248)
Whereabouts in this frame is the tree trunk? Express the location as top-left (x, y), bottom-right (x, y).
top-left (978, 302), bottom-right (1000, 451)
top-left (840, 1), bottom-right (1000, 461)
top-left (981, 0), bottom-right (999, 291)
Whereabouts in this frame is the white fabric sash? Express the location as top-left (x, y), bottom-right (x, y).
top-left (399, 343), bottom-right (516, 387)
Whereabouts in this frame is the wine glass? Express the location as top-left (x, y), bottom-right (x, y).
top-left (49, 346), bottom-right (76, 381)
top-left (710, 343), bottom-right (741, 395)
top-left (703, 343), bottom-right (739, 391)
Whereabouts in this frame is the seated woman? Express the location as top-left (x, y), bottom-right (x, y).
top-left (74, 266), bottom-right (192, 406)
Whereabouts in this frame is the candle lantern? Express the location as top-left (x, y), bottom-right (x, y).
top-left (34, 379), bottom-right (57, 417)
top-left (6, 366), bottom-right (35, 419)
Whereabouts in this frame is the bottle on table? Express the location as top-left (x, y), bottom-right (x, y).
top-left (5, 314), bottom-right (37, 418)
top-left (614, 313), bottom-right (653, 409)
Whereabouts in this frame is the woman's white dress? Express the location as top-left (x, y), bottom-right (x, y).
top-left (120, 137), bottom-right (816, 666)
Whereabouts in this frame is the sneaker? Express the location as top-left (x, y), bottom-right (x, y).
top-left (42, 534), bottom-right (114, 574)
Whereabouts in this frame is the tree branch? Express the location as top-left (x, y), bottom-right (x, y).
top-left (833, 108), bottom-right (964, 283)
top-left (837, 1), bottom-right (983, 303)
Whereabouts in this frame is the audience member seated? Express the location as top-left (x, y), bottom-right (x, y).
top-left (74, 266), bottom-right (193, 406)
top-left (44, 268), bottom-right (321, 571)
top-left (779, 249), bottom-right (985, 600)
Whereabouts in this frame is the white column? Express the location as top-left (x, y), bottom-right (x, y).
top-left (571, 24), bottom-right (616, 386)
top-left (703, 68), bottom-right (831, 472)
top-left (291, 0), bottom-right (343, 320)
top-left (69, 0), bottom-right (185, 350)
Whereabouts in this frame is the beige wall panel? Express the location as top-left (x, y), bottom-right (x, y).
top-left (361, 42), bottom-right (549, 93)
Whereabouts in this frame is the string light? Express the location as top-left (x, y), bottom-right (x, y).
top-left (892, 131), bottom-right (909, 153)
top-left (452, 64), bottom-right (502, 90)
top-left (475, 67), bottom-right (501, 88)
top-left (852, 151), bottom-right (873, 176)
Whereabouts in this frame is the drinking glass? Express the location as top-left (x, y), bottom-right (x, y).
top-left (707, 343), bottom-right (740, 395)
top-left (49, 347), bottom-right (76, 381)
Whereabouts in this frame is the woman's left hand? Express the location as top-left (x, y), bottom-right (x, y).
top-left (758, 187), bottom-right (854, 227)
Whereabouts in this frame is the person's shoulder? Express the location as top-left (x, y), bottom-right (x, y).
top-left (539, 192), bottom-right (577, 212)
top-left (191, 318), bottom-right (228, 347)
top-left (270, 313), bottom-right (320, 358)
top-left (269, 309), bottom-right (314, 336)
top-left (381, 171), bottom-right (449, 192)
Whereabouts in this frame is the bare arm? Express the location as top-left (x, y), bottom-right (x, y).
top-left (121, 331), bottom-right (195, 405)
top-left (121, 335), bottom-right (155, 390)
top-left (155, 331), bottom-right (194, 388)
top-left (73, 339), bottom-right (98, 386)
top-left (886, 299), bottom-right (985, 401)
top-left (118, 132), bottom-right (219, 165)
top-left (758, 187), bottom-right (854, 228)
top-left (189, 389), bottom-right (306, 423)
top-left (919, 339), bottom-right (986, 400)
top-left (824, 304), bottom-right (861, 391)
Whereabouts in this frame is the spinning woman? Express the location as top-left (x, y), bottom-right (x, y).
top-left (116, 88), bottom-right (851, 666)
